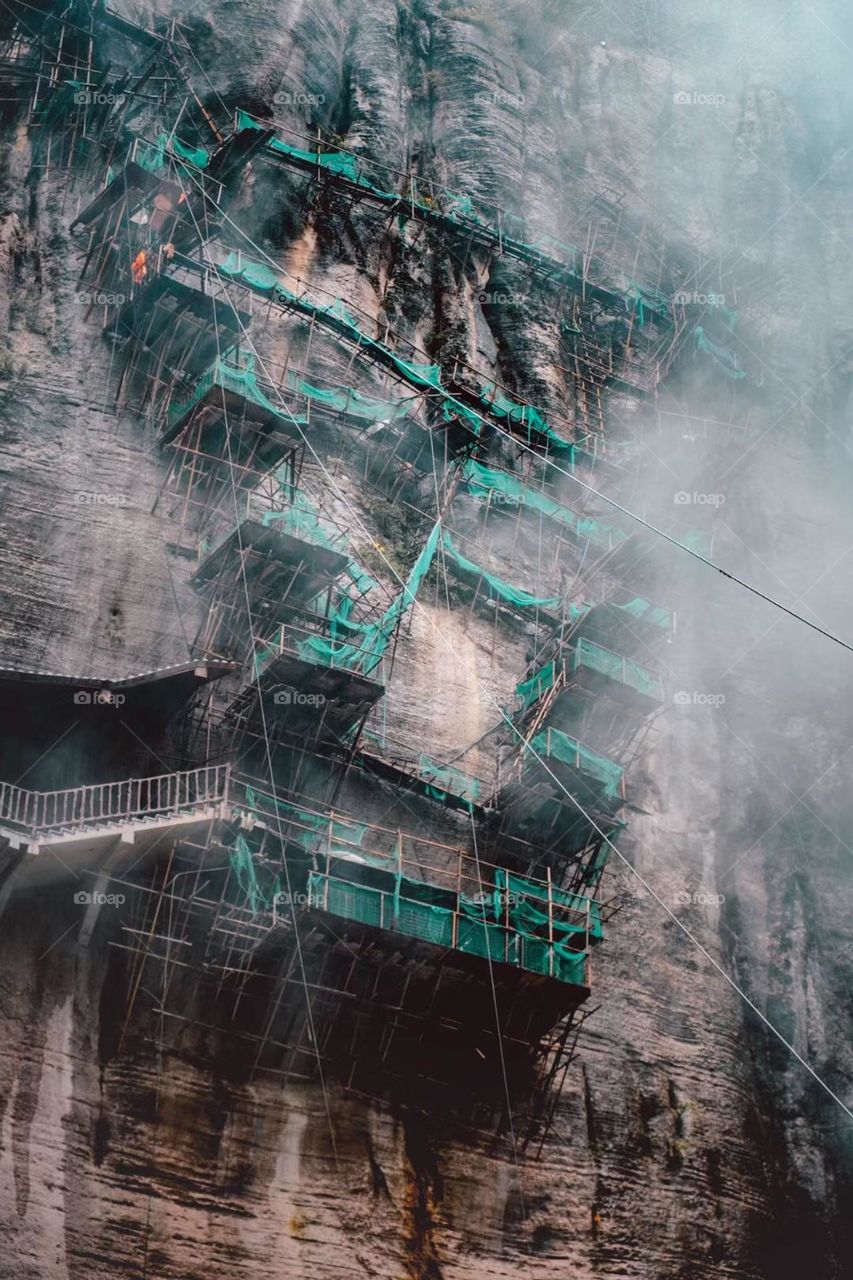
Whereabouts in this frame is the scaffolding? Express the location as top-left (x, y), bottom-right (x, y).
top-left (6, 11), bottom-right (698, 1153)
top-left (44, 771), bottom-right (601, 1146)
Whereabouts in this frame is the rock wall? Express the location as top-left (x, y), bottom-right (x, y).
top-left (0, 2), bottom-right (851, 1277)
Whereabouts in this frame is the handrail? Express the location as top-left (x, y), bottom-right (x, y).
top-left (307, 868), bottom-right (591, 988)
top-left (0, 764), bottom-right (230, 840)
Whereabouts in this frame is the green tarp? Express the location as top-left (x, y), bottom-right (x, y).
top-left (167, 350), bottom-right (307, 433)
top-left (261, 486), bottom-right (344, 553)
top-left (286, 371), bottom-right (415, 423)
top-left (694, 325), bottom-right (746, 379)
top-left (304, 860), bottom-right (597, 986)
top-left (479, 383), bottom-right (576, 455)
top-left (415, 753), bottom-right (481, 810)
top-left (136, 132), bottom-right (210, 174)
top-left (460, 460), bottom-right (627, 550)
top-left (611, 596), bottom-right (672, 631)
top-left (441, 530), bottom-right (560, 610)
top-left (626, 281), bottom-right (671, 325)
top-left (572, 637), bottom-right (662, 699)
top-left (516, 659), bottom-right (558, 709)
top-left (235, 110), bottom-right (671, 331)
top-left (243, 784), bottom-right (367, 850)
top-left (528, 729), bottom-right (623, 799)
top-left (298, 519), bottom-right (442, 674)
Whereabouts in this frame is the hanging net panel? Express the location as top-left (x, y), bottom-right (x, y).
top-left (167, 350), bottom-right (307, 433)
top-left (460, 460), bottom-right (627, 550)
top-left (297, 519), bottom-right (442, 675)
top-left (528, 728), bottom-right (624, 800)
top-left (694, 325), bottom-right (746, 379)
top-left (441, 531), bottom-right (561, 610)
top-left (285, 371), bottom-right (416, 424)
top-left (572, 637), bottom-right (663, 700)
top-left (136, 132), bottom-right (210, 174)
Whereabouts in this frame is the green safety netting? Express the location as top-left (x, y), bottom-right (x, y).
top-left (237, 109), bottom-right (394, 198)
top-left (286, 371), bottom-right (415, 423)
top-left (167, 350), bottom-right (308, 433)
top-left (298, 518), bottom-right (442, 674)
top-left (495, 868), bottom-right (603, 943)
top-left (516, 658), bottom-right (558, 709)
top-left (236, 110), bottom-right (671, 332)
top-left (528, 729), bottom-right (623, 800)
top-left (479, 383), bottom-right (575, 455)
top-left (626, 281), bottom-right (671, 325)
top-left (442, 399), bottom-right (485, 437)
top-left (213, 254), bottom-right (580, 451)
top-left (230, 832), bottom-right (281, 912)
top-left (243, 784), bottom-right (367, 850)
top-left (460, 460), bottom-right (627, 549)
top-left (441, 530), bottom-right (560, 610)
top-left (694, 325), bottom-right (746, 379)
top-left (304, 862), bottom-right (594, 985)
top-left (346, 561), bottom-right (380, 595)
top-left (611, 596), bottom-right (672, 630)
top-left (415, 753), bottom-right (481, 810)
top-left (136, 131), bottom-right (210, 174)
top-left (572, 636), bottom-right (662, 699)
top-left (261, 486), bottom-right (344, 552)
top-left (218, 252), bottom-right (447, 395)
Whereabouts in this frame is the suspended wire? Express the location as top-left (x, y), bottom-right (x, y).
top-left (163, 140), bottom-right (853, 1129)
top-left (169, 154), bottom-right (853, 658)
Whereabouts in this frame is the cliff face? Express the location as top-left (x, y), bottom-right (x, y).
top-left (1, 2), bottom-right (852, 1278)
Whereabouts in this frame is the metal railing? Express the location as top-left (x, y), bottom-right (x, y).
top-left (0, 764), bottom-right (230, 840)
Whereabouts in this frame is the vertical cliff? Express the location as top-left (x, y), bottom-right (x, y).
top-left (0, 2), bottom-right (851, 1278)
